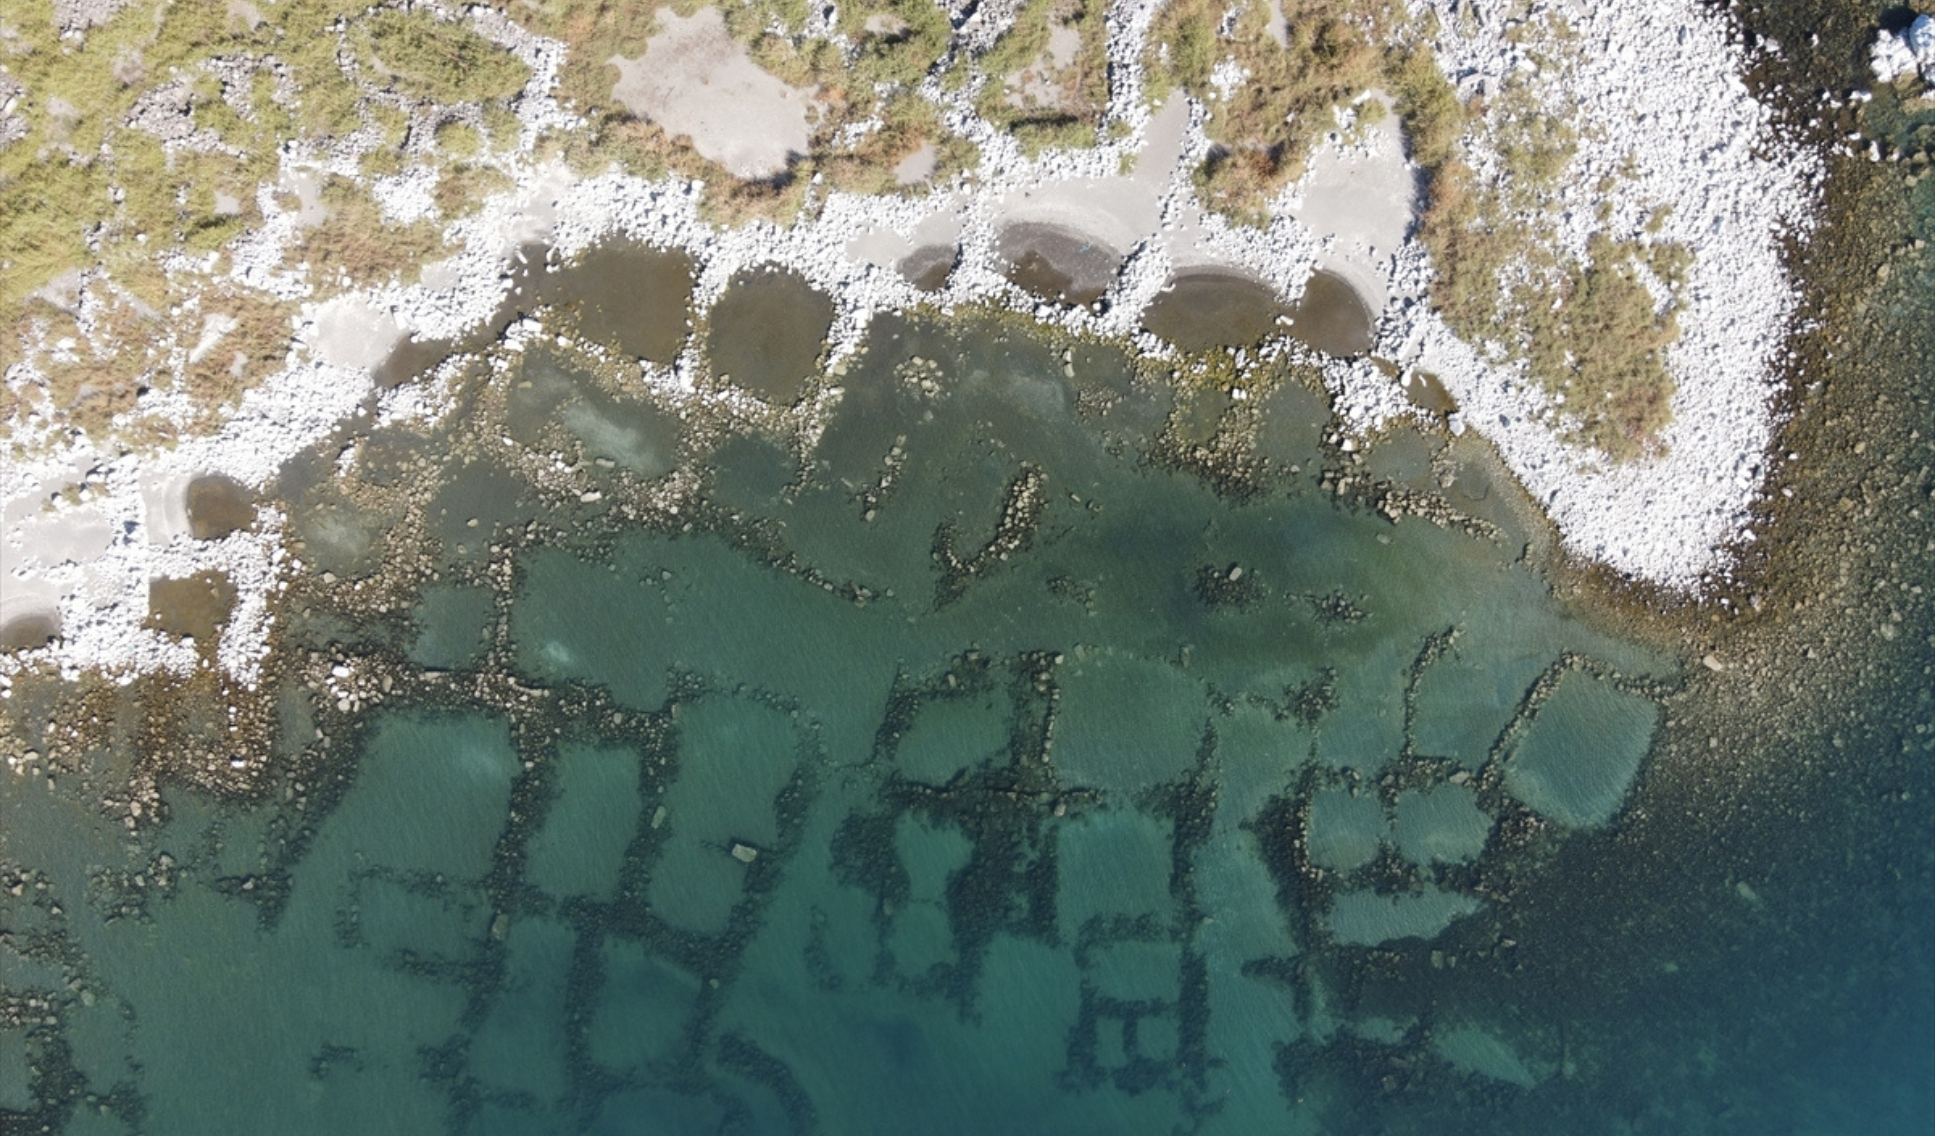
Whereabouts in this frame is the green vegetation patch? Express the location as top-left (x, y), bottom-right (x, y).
top-left (1528, 234), bottom-right (1682, 459)
top-left (181, 291), bottom-right (299, 425)
top-left (1403, 37), bottom-right (1688, 461)
top-left (37, 296), bottom-right (162, 436)
top-left (293, 176), bottom-right (449, 289)
top-left (434, 120), bottom-right (484, 159)
top-left (1420, 161), bottom-right (1685, 459)
top-left (1146, 0), bottom-right (1402, 221)
top-left (1146, 0), bottom-right (1687, 460)
top-left (694, 165), bottom-right (819, 229)
top-left (542, 113), bottom-right (808, 227)
top-left (1386, 45), bottom-right (1463, 172)
top-left (1487, 81), bottom-right (1580, 197)
top-left (838, 0), bottom-right (953, 89)
top-left (530, 0), bottom-right (697, 117)
top-left (1, 0), bottom-right (373, 446)
top-left (520, 0), bottom-right (969, 220)
top-left (435, 163), bottom-right (515, 219)
top-left (976, 0), bottom-right (1110, 154)
top-left (356, 9), bottom-right (530, 104)
top-left (535, 0), bottom-right (848, 117)
top-left (0, 157), bottom-right (102, 310)
top-left (0, 0), bottom-right (535, 448)
top-left (820, 93), bottom-right (978, 195)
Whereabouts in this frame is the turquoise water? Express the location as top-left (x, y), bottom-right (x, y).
top-left (6, 267), bottom-right (1928, 1134)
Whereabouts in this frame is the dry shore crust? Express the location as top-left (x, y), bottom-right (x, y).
top-left (0, 0), bottom-right (1815, 686)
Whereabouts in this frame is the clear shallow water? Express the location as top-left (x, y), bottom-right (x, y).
top-left (4, 240), bottom-right (1932, 1135)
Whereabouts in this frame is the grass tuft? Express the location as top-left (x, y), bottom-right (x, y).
top-left (356, 9), bottom-right (529, 104)
top-left (1147, 0), bottom-right (1410, 222)
top-left (182, 291), bottom-right (297, 422)
top-left (977, 0), bottom-right (1109, 152)
top-left (434, 163), bottom-right (513, 219)
top-left (293, 176), bottom-right (448, 289)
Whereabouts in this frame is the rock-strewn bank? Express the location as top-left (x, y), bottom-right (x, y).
top-left (1, 0), bottom-right (1829, 687)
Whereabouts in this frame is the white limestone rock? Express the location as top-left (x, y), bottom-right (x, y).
top-left (1872, 15), bottom-right (1935, 84)
top-left (1914, 14), bottom-right (1935, 78)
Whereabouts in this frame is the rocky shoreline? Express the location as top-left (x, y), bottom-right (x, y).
top-left (0, 0), bottom-right (1835, 684)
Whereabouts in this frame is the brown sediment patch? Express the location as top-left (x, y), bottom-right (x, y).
top-left (996, 222), bottom-right (1122, 306)
top-left (371, 242), bottom-right (555, 389)
top-left (704, 268), bottom-right (834, 406)
top-left (146, 571), bottom-right (239, 645)
top-left (185, 474), bottom-right (257, 541)
top-left (1140, 270), bottom-right (1287, 352)
top-left (541, 241), bottom-right (696, 365)
top-left (0, 611), bottom-right (60, 653)
top-left (1401, 368), bottom-right (1459, 415)
top-left (1285, 269), bottom-right (1375, 358)
top-left (370, 333), bottom-right (456, 390)
top-left (900, 245), bottom-right (959, 293)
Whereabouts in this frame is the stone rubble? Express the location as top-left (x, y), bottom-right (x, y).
top-left (1383, 0), bottom-right (1818, 588)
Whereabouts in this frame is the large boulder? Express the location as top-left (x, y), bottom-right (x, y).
top-left (1912, 14), bottom-right (1935, 68)
top-left (1873, 14), bottom-right (1935, 85)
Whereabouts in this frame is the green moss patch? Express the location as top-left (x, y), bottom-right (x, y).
top-left (356, 9), bottom-right (530, 104)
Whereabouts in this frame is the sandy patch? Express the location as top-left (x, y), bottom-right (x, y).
top-left (844, 227), bottom-right (917, 271)
top-left (608, 8), bottom-right (816, 179)
top-left (307, 297), bottom-right (406, 370)
top-left (893, 142), bottom-right (940, 186)
top-left (1264, 0), bottom-right (1290, 48)
top-left (279, 170), bottom-right (330, 229)
top-left (139, 473), bottom-right (196, 545)
top-left (1279, 95), bottom-right (1415, 319)
top-left (843, 200), bottom-right (968, 274)
top-left (1004, 19), bottom-right (1089, 112)
top-left (995, 98), bottom-right (1189, 256)
top-left (1, 506), bottom-right (113, 635)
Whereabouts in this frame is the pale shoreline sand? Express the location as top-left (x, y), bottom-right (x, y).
top-left (1, 0), bottom-right (1825, 686)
